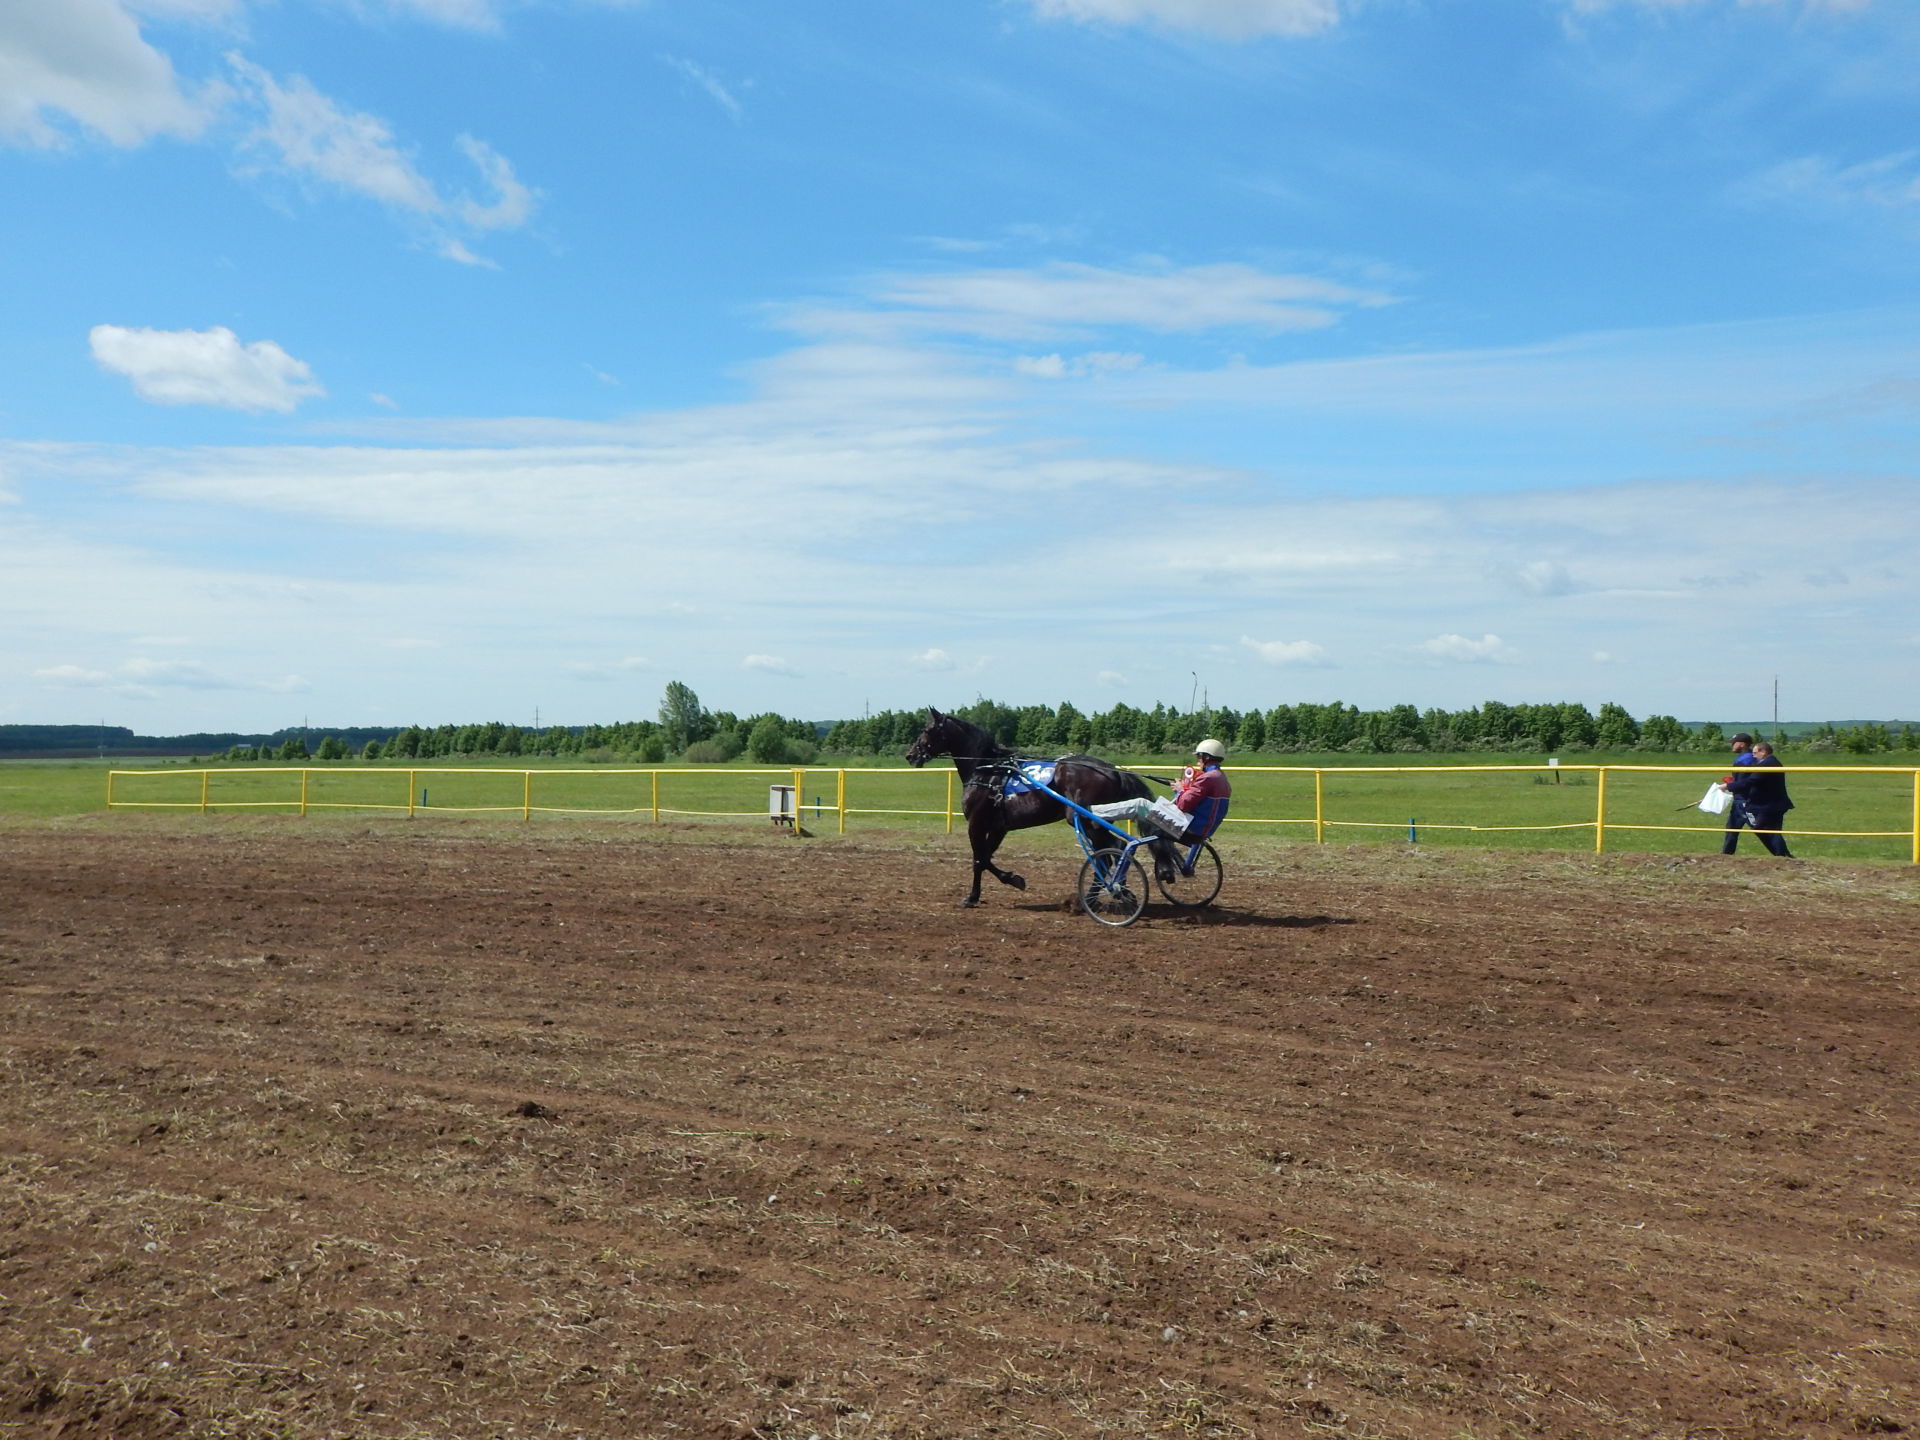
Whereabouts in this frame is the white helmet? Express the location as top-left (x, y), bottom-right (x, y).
top-left (1194, 738), bottom-right (1226, 760)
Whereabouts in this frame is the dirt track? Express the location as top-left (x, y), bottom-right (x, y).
top-left (3, 818), bottom-right (1917, 1439)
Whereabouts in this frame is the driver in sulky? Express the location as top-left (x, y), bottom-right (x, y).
top-left (1090, 738), bottom-right (1232, 878)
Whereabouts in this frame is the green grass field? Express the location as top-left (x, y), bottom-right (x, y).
top-left (7, 750), bottom-right (1917, 864)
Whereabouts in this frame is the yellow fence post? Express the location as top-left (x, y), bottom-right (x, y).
top-left (199, 769), bottom-right (210, 815)
top-left (792, 768), bottom-right (805, 828)
top-left (1594, 767), bottom-right (1608, 854)
top-left (300, 769), bottom-right (310, 818)
top-left (946, 770), bottom-right (955, 834)
top-left (1912, 770), bottom-right (1919, 867)
top-left (837, 769), bottom-right (847, 835)
top-left (1314, 770), bottom-right (1325, 844)
top-left (523, 770), bottom-right (532, 822)
top-left (407, 770), bottom-right (416, 819)
top-left (106, 770), bottom-right (115, 810)
top-left (651, 770), bottom-right (660, 824)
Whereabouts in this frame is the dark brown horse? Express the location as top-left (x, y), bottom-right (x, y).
top-left (905, 708), bottom-right (1153, 907)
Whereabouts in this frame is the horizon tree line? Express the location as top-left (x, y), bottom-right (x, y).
top-left (197, 685), bottom-right (1920, 763)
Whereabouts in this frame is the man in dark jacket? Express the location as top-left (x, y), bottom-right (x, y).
top-left (1726, 740), bottom-right (1793, 857)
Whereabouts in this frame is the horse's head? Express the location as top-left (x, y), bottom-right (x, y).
top-left (904, 707), bottom-right (952, 768)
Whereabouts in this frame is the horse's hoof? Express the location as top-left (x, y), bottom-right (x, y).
top-left (960, 897), bottom-right (979, 908)
top-left (1005, 874), bottom-right (1027, 891)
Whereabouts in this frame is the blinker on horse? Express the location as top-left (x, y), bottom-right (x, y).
top-left (905, 708), bottom-right (1153, 907)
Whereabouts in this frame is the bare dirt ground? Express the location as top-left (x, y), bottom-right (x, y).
top-left (3, 817), bottom-right (1917, 1440)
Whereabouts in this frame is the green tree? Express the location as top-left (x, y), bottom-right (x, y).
top-left (747, 714), bottom-right (790, 763)
top-left (314, 735), bottom-right (349, 761)
top-left (1639, 714), bottom-right (1687, 750)
top-left (1236, 710), bottom-right (1266, 752)
top-left (1839, 723), bottom-right (1891, 754)
top-left (659, 681), bottom-right (709, 753)
top-left (1594, 703), bottom-right (1640, 749)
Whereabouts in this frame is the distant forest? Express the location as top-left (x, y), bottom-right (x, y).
top-left (7, 693), bottom-right (1917, 761)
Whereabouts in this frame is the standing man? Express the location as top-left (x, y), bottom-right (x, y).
top-left (1719, 732), bottom-right (1759, 855)
top-left (1727, 740), bottom-right (1794, 857)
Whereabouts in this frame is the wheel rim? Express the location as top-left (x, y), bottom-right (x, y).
top-left (1078, 848), bottom-right (1146, 926)
top-left (1155, 841), bottom-right (1222, 907)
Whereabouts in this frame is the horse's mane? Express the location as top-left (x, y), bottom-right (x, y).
top-left (934, 712), bottom-right (1010, 762)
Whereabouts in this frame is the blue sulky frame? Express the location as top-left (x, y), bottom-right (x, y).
top-left (1011, 762), bottom-right (1225, 927)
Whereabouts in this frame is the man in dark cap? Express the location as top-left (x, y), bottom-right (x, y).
top-left (1719, 732), bottom-right (1760, 854)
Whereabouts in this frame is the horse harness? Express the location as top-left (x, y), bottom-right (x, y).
top-left (963, 754), bottom-right (1049, 808)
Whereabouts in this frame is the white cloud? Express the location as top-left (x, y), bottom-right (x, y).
top-left (36, 657), bottom-right (307, 692)
top-left (1511, 560), bottom-right (1577, 597)
top-left (90, 324), bottom-right (324, 412)
top-left (744, 653), bottom-right (799, 676)
top-left (567, 655), bottom-right (655, 679)
top-left (1241, 635), bottom-right (1329, 665)
top-left (663, 55), bottom-right (744, 122)
top-left (1014, 351), bottom-right (1146, 379)
top-left (1026, 0), bottom-right (1342, 38)
top-left (0, 0), bottom-right (220, 147)
top-left (227, 54), bottom-right (535, 250)
top-left (1013, 353), bottom-right (1068, 379)
top-left (1420, 633), bottom-right (1518, 664)
top-left (1735, 151), bottom-right (1920, 219)
top-left (910, 648), bottom-right (957, 671)
top-left (229, 54), bottom-right (442, 212)
top-left (34, 664), bottom-right (115, 687)
top-left (440, 238), bottom-right (498, 268)
top-left (374, 0), bottom-right (501, 27)
top-left (1098, 670), bottom-right (1129, 686)
top-left (787, 261), bottom-right (1390, 343)
top-left (453, 134), bottom-right (536, 228)
top-left (1567, 0), bottom-right (1868, 13)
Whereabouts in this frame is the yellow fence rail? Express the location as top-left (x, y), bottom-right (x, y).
top-left (104, 762), bottom-right (1920, 864)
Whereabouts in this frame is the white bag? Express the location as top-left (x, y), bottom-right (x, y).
top-left (1697, 783), bottom-right (1731, 816)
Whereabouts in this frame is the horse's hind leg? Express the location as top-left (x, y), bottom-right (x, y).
top-left (965, 819), bottom-right (1023, 906)
top-left (981, 820), bottom-right (1025, 892)
top-left (964, 860), bottom-right (1024, 906)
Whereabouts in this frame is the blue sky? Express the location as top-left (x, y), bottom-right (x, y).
top-left (4, 0), bottom-right (1919, 733)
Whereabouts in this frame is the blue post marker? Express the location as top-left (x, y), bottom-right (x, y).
top-left (421, 788), bottom-right (428, 809)
top-left (1409, 817), bottom-right (1417, 843)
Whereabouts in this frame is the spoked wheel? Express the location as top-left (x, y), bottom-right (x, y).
top-left (1077, 846), bottom-right (1149, 927)
top-left (1155, 840), bottom-right (1222, 908)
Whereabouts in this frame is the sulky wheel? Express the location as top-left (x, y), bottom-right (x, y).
top-left (1155, 840), bottom-right (1222, 908)
top-left (1078, 846), bottom-right (1148, 927)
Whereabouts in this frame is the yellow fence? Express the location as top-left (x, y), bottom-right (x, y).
top-left (104, 763), bottom-right (1920, 864)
